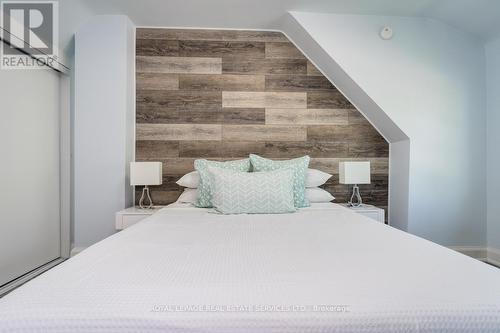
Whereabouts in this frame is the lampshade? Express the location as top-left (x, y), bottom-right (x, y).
top-left (339, 161), bottom-right (371, 185)
top-left (130, 162), bottom-right (162, 186)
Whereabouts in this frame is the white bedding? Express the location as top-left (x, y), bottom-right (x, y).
top-left (1, 203), bottom-right (500, 332)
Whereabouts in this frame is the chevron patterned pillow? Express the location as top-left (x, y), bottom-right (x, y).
top-left (208, 168), bottom-right (296, 214)
top-left (249, 154), bottom-right (310, 208)
top-left (194, 158), bottom-right (251, 208)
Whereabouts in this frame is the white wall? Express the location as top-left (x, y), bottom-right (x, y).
top-left (280, 14), bottom-right (410, 231)
top-left (290, 12), bottom-right (487, 246)
top-left (73, 15), bottom-right (135, 249)
top-left (486, 38), bottom-right (500, 251)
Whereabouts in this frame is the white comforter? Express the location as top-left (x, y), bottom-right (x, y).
top-left (1, 203), bottom-right (500, 332)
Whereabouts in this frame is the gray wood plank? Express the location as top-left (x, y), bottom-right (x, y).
top-left (221, 141), bottom-right (267, 157)
top-left (266, 109), bottom-right (349, 125)
top-left (179, 40), bottom-right (265, 58)
top-left (136, 140), bottom-right (179, 159)
top-left (137, 90), bottom-right (221, 111)
top-left (349, 124), bottom-right (386, 141)
top-left (137, 28), bottom-right (288, 42)
top-left (222, 125), bottom-right (307, 141)
top-left (142, 189), bottom-right (181, 205)
top-left (222, 92), bottom-right (307, 108)
top-left (136, 56), bottom-right (222, 74)
top-left (348, 109), bottom-right (371, 125)
top-left (136, 73), bottom-right (179, 90)
top-left (307, 91), bottom-right (353, 109)
top-left (137, 107), bottom-right (264, 125)
top-left (136, 124), bottom-right (222, 141)
top-left (307, 125), bottom-right (350, 142)
top-left (222, 91), bottom-right (266, 108)
top-left (222, 58), bottom-right (307, 75)
top-left (155, 177), bottom-right (186, 191)
top-left (179, 141), bottom-right (266, 158)
top-left (265, 74), bottom-right (334, 91)
top-left (158, 158), bottom-right (197, 175)
top-left (265, 42), bottom-right (305, 59)
top-left (179, 74), bottom-right (265, 91)
top-left (136, 39), bottom-right (179, 56)
top-left (179, 141), bottom-right (222, 158)
top-left (307, 61), bottom-right (322, 76)
top-left (349, 123), bottom-right (389, 157)
top-left (265, 92), bottom-right (307, 108)
top-left (348, 141), bottom-right (389, 158)
top-left (136, 106), bottom-right (223, 124)
top-left (221, 108), bottom-right (265, 124)
top-left (263, 141), bottom-right (348, 158)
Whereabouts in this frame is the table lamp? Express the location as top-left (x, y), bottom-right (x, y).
top-left (339, 161), bottom-right (371, 207)
top-left (130, 162), bottom-right (162, 209)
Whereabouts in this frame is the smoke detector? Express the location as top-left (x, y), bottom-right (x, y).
top-left (380, 26), bottom-right (393, 40)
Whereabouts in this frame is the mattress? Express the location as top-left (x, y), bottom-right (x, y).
top-left (1, 203), bottom-right (500, 332)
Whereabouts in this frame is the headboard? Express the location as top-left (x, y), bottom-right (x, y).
top-left (135, 28), bottom-right (389, 214)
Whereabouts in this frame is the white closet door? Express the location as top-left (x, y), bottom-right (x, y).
top-left (0, 69), bottom-right (61, 286)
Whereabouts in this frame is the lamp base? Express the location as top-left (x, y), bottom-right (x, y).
top-left (348, 184), bottom-right (363, 207)
top-left (139, 185), bottom-right (154, 209)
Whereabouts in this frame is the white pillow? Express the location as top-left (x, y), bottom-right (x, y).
top-left (306, 188), bottom-right (335, 203)
top-left (177, 168), bottom-right (332, 189)
top-left (306, 169), bottom-right (332, 188)
top-left (177, 188), bottom-right (198, 203)
top-left (177, 185), bottom-right (334, 204)
top-left (176, 171), bottom-right (199, 188)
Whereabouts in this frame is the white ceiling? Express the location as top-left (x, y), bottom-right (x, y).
top-left (62, 0), bottom-right (500, 43)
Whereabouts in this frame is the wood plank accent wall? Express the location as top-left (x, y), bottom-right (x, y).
top-left (135, 28), bottom-right (389, 215)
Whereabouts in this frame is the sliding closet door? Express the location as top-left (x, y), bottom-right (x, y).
top-left (0, 68), bottom-right (61, 286)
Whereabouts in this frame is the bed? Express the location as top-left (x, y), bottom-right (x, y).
top-left (1, 202), bottom-right (500, 332)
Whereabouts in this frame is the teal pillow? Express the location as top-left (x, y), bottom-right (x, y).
top-left (194, 159), bottom-right (251, 207)
top-left (209, 168), bottom-right (296, 214)
top-left (249, 154), bottom-right (310, 208)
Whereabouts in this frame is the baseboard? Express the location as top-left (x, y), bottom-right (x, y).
top-left (0, 258), bottom-right (65, 297)
top-left (486, 247), bottom-right (500, 267)
top-left (448, 246), bottom-right (488, 261)
top-left (448, 246), bottom-right (500, 267)
top-left (70, 246), bottom-right (87, 257)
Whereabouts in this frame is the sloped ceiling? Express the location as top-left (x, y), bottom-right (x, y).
top-left (63, 0), bottom-right (500, 42)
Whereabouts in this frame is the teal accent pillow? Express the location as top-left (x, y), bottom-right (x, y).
top-left (209, 168), bottom-right (296, 214)
top-left (249, 154), bottom-right (310, 208)
top-left (194, 159), bottom-right (251, 207)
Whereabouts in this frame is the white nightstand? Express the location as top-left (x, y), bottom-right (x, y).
top-left (115, 206), bottom-right (163, 230)
top-left (341, 204), bottom-right (385, 223)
